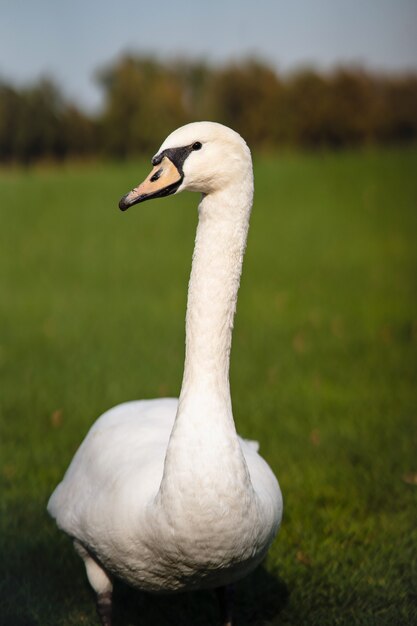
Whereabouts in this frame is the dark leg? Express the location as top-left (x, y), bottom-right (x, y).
top-left (74, 540), bottom-right (113, 626)
top-left (216, 584), bottom-right (235, 626)
top-left (97, 590), bottom-right (112, 626)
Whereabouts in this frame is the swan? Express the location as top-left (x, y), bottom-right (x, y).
top-left (48, 121), bottom-right (283, 626)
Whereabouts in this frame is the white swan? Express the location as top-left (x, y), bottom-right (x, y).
top-left (48, 121), bottom-right (283, 626)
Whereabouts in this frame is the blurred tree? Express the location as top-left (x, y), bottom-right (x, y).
top-left (0, 78), bottom-right (95, 163)
top-left (0, 83), bottom-right (20, 161)
top-left (206, 59), bottom-right (285, 148)
top-left (326, 69), bottom-right (383, 147)
top-left (63, 104), bottom-right (97, 157)
top-left (380, 75), bottom-right (417, 143)
top-left (171, 59), bottom-right (211, 120)
top-left (1, 58), bottom-right (417, 163)
top-left (97, 56), bottom-right (187, 157)
top-left (284, 69), bottom-right (331, 147)
top-left (14, 79), bottom-right (65, 163)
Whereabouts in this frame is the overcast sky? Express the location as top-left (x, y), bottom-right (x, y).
top-left (1, 0), bottom-right (416, 111)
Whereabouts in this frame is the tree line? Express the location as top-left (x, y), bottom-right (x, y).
top-left (1, 55), bottom-right (416, 163)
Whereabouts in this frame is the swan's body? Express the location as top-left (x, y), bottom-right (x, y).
top-left (49, 398), bottom-right (279, 592)
top-left (48, 122), bottom-right (282, 624)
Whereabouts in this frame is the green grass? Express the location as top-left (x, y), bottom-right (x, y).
top-left (1, 147), bottom-right (416, 625)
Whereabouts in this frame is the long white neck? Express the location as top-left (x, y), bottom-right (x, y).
top-left (181, 184), bottom-right (252, 406)
top-left (157, 173), bottom-right (254, 510)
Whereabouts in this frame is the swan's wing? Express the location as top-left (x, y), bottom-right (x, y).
top-left (241, 438), bottom-right (260, 453)
top-left (238, 435), bottom-right (283, 534)
top-left (47, 398), bottom-right (178, 539)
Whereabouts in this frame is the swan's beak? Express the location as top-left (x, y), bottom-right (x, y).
top-left (119, 156), bottom-right (182, 211)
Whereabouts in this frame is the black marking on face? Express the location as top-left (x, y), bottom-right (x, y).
top-left (152, 141), bottom-right (203, 175)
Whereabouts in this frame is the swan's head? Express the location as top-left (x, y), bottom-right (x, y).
top-left (119, 121), bottom-right (252, 210)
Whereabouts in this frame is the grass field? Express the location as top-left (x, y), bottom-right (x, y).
top-left (1, 146), bottom-right (416, 626)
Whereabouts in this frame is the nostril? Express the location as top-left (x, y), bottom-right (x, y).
top-left (150, 168), bottom-right (163, 183)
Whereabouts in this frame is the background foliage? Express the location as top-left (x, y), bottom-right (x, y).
top-left (1, 55), bottom-right (417, 163)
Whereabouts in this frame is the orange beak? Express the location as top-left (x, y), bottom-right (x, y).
top-left (119, 156), bottom-right (182, 211)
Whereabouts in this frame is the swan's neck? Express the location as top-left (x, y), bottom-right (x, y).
top-left (181, 186), bottom-right (252, 405)
top-left (157, 178), bottom-right (254, 512)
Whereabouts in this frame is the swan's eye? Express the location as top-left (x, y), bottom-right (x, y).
top-left (192, 142), bottom-right (202, 151)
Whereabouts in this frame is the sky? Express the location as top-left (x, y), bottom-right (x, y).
top-left (1, 0), bottom-right (416, 111)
